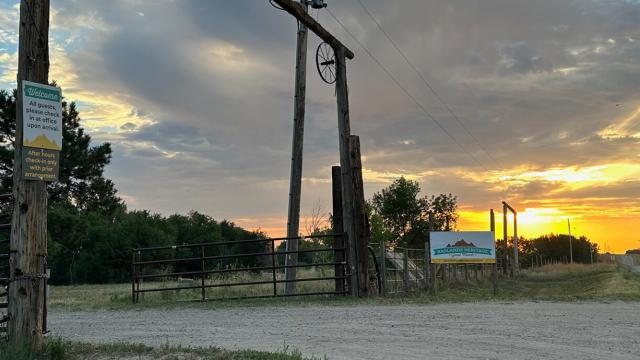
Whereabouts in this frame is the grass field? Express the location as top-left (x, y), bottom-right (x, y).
top-left (48, 263), bottom-right (640, 311)
top-left (0, 339), bottom-right (318, 360)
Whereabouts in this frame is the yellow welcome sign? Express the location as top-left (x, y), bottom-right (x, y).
top-left (22, 81), bottom-right (62, 181)
top-left (22, 81), bottom-right (62, 151)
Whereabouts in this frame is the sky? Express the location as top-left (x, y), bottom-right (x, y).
top-left (0, 0), bottom-right (639, 253)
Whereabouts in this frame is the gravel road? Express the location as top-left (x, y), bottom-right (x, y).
top-left (50, 302), bottom-right (640, 360)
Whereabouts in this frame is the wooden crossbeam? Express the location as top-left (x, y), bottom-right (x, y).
top-left (273, 0), bottom-right (354, 59)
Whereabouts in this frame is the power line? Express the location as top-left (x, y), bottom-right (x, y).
top-left (355, 0), bottom-right (499, 165)
top-left (325, 8), bottom-right (489, 170)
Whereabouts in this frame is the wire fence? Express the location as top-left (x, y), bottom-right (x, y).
top-left (372, 242), bottom-right (502, 296)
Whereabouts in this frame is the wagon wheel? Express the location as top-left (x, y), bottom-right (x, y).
top-left (316, 42), bottom-right (336, 84)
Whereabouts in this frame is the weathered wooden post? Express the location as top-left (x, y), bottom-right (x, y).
top-left (348, 135), bottom-right (369, 296)
top-left (490, 209), bottom-right (497, 295)
top-left (513, 211), bottom-right (519, 275)
top-left (429, 213), bottom-right (437, 295)
top-left (9, 0), bottom-right (50, 350)
top-left (284, 0), bottom-right (310, 296)
top-left (331, 166), bottom-right (346, 294)
top-left (502, 202), bottom-right (518, 277)
top-left (334, 46), bottom-right (359, 296)
top-left (423, 240), bottom-right (429, 289)
top-left (502, 203), bottom-right (508, 275)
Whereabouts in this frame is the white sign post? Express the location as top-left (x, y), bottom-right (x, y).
top-left (21, 81), bottom-right (62, 181)
top-left (430, 231), bottom-right (496, 264)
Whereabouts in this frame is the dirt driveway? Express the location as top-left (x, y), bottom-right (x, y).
top-left (50, 302), bottom-right (640, 360)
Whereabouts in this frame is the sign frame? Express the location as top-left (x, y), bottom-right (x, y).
top-left (430, 231), bottom-right (496, 264)
top-left (21, 80), bottom-right (62, 181)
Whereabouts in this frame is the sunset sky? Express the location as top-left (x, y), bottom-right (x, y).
top-left (1, 0), bottom-right (639, 253)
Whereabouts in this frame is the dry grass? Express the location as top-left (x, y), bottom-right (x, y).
top-left (49, 268), bottom-right (340, 311)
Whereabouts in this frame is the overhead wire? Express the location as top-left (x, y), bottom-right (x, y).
top-left (325, 8), bottom-right (490, 171)
top-left (355, 0), bottom-right (500, 166)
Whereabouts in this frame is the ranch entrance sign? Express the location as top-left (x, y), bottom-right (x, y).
top-left (430, 231), bottom-right (496, 264)
top-left (21, 80), bottom-right (62, 181)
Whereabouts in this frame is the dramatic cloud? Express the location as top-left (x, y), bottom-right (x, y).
top-left (1, 0), bottom-right (639, 252)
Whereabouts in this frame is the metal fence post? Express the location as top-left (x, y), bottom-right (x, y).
top-left (200, 246), bottom-right (206, 301)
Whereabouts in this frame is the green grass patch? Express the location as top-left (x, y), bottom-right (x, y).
top-left (0, 339), bottom-right (319, 360)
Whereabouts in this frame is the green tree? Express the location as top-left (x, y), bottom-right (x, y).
top-left (370, 177), bottom-right (459, 248)
top-left (371, 177), bottom-right (426, 248)
top-left (426, 193), bottom-right (459, 231)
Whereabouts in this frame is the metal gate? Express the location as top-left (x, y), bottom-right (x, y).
top-left (131, 233), bottom-right (348, 303)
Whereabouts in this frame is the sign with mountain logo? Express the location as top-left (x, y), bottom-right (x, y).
top-left (22, 81), bottom-right (62, 181)
top-left (430, 231), bottom-right (496, 264)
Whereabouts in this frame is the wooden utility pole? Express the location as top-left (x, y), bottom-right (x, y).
top-left (284, 0), bottom-right (309, 296)
top-left (273, 0), bottom-right (365, 296)
top-left (9, 0), bottom-right (50, 349)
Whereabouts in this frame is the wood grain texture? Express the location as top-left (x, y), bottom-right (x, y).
top-left (9, 0), bottom-right (50, 349)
